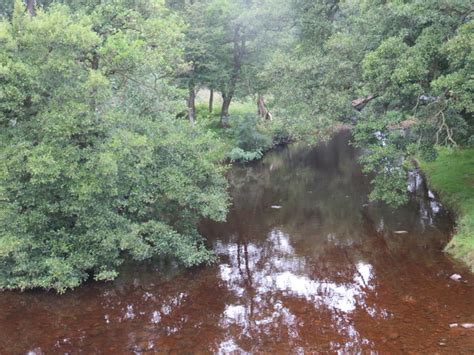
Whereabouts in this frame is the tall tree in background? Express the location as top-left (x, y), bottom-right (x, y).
top-left (167, 0), bottom-right (230, 123)
top-left (180, 0), bottom-right (219, 124)
top-left (25, 0), bottom-right (36, 16)
top-left (167, 0), bottom-right (294, 125)
top-left (202, 0), bottom-right (291, 125)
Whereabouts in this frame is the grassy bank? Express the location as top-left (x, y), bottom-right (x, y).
top-left (194, 94), bottom-right (292, 163)
top-left (419, 147), bottom-right (474, 271)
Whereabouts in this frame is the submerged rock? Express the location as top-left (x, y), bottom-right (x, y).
top-left (388, 332), bottom-right (400, 340)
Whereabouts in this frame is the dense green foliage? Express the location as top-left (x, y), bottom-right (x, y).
top-left (420, 148), bottom-right (474, 271)
top-left (0, 1), bottom-right (228, 292)
top-left (0, 0), bottom-right (472, 291)
top-left (267, 0), bottom-right (473, 206)
top-left (226, 114), bottom-right (273, 162)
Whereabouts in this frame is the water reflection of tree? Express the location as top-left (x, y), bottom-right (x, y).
top-left (219, 132), bottom-right (368, 246)
top-left (210, 230), bottom-right (383, 352)
top-left (208, 131), bottom-right (452, 264)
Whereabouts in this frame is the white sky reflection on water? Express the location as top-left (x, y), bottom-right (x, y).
top-left (215, 229), bottom-right (383, 350)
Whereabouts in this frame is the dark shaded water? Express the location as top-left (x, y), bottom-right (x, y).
top-left (1, 131), bottom-right (473, 354)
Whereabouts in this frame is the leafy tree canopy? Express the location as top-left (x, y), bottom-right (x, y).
top-left (266, 0), bottom-right (473, 205)
top-left (0, 0), bottom-right (228, 292)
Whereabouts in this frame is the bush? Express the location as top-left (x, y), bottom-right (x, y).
top-left (226, 114), bottom-right (273, 162)
top-left (227, 147), bottom-right (263, 162)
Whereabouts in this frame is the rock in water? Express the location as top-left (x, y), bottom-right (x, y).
top-left (450, 274), bottom-right (462, 281)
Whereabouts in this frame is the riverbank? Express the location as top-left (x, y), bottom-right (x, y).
top-left (419, 147), bottom-right (474, 271)
top-left (195, 99), bottom-right (293, 163)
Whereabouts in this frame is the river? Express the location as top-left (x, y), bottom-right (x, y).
top-left (0, 131), bottom-right (473, 353)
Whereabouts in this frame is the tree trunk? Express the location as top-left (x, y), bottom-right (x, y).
top-left (352, 94), bottom-right (378, 111)
top-left (220, 94), bottom-right (232, 127)
top-left (220, 26), bottom-right (245, 126)
top-left (257, 94), bottom-right (272, 120)
top-left (188, 84), bottom-right (196, 124)
top-left (26, 0), bottom-right (36, 17)
top-left (209, 89), bottom-right (214, 113)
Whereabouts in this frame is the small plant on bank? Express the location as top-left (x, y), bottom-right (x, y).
top-left (226, 114), bottom-right (273, 162)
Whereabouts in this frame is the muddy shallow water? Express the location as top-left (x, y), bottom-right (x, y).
top-left (1, 131), bottom-right (473, 354)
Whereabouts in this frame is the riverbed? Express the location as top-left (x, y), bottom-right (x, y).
top-left (0, 131), bottom-right (473, 353)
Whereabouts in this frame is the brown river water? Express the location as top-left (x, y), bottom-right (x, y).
top-left (0, 131), bottom-right (473, 354)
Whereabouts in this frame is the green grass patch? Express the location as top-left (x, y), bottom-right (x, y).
top-left (419, 147), bottom-right (474, 271)
top-left (194, 99), bottom-right (290, 163)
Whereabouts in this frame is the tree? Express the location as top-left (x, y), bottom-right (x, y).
top-left (25, 0), bottom-right (35, 16)
top-left (0, 0), bottom-right (229, 292)
top-left (267, 0), bottom-right (473, 205)
top-left (168, 0), bottom-right (230, 123)
top-left (171, 0), bottom-right (242, 125)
